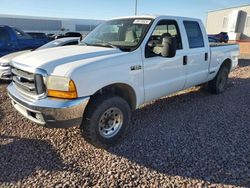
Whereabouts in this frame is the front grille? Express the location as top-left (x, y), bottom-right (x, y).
top-left (11, 67), bottom-right (46, 97)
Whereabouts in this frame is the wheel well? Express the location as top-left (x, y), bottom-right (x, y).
top-left (91, 83), bottom-right (137, 110)
top-left (221, 58), bottom-right (232, 71)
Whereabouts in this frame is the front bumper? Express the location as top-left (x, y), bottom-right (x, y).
top-left (7, 83), bottom-right (90, 128)
top-left (0, 65), bottom-right (11, 80)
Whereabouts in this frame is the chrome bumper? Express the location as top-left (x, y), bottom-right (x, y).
top-left (0, 66), bottom-right (11, 80)
top-left (7, 83), bottom-right (90, 128)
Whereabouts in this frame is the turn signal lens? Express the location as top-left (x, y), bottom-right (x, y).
top-left (48, 80), bottom-right (78, 99)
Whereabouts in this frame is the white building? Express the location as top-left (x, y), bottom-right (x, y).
top-left (0, 14), bottom-right (104, 34)
top-left (206, 4), bottom-right (250, 41)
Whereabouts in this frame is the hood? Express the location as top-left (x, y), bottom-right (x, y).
top-left (0, 50), bottom-right (31, 63)
top-left (12, 45), bottom-right (123, 75)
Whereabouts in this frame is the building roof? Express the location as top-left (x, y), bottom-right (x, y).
top-left (208, 4), bottom-right (250, 13)
top-left (0, 14), bottom-right (103, 22)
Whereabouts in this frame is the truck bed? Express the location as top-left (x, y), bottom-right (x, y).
top-left (209, 42), bottom-right (239, 74)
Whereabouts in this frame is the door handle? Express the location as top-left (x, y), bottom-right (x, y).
top-left (205, 53), bottom-right (208, 61)
top-left (183, 56), bottom-right (188, 65)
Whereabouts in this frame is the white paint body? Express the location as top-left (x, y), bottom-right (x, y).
top-left (11, 15), bottom-right (240, 108)
top-left (0, 50), bottom-right (31, 79)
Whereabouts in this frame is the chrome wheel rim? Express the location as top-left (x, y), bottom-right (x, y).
top-left (98, 107), bottom-right (123, 138)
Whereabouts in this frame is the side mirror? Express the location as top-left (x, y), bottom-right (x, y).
top-left (161, 35), bottom-right (177, 58)
top-left (79, 35), bottom-right (83, 41)
top-left (147, 40), bottom-right (157, 48)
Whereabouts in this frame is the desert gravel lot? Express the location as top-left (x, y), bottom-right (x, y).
top-left (0, 59), bottom-right (249, 187)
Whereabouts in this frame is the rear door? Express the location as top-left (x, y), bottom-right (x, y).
top-left (182, 21), bottom-right (210, 88)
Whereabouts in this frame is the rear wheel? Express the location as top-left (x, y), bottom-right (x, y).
top-left (80, 94), bottom-right (131, 148)
top-left (208, 66), bottom-right (229, 94)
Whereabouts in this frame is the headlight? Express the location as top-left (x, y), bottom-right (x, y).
top-left (46, 75), bottom-right (78, 99)
top-left (0, 59), bottom-right (10, 67)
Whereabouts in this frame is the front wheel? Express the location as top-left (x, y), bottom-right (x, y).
top-left (80, 94), bottom-right (131, 148)
top-left (208, 66), bottom-right (229, 94)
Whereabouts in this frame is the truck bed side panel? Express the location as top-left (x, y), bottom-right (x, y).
top-left (208, 44), bottom-right (239, 81)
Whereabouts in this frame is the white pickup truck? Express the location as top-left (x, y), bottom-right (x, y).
top-left (7, 15), bottom-right (239, 147)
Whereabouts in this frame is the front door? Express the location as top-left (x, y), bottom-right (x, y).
top-left (143, 19), bottom-right (186, 102)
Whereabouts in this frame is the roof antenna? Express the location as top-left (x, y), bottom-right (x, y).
top-left (135, 0), bottom-right (138, 15)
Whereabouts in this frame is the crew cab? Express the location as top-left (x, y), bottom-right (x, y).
top-left (7, 15), bottom-right (239, 148)
top-left (0, 26), bottom-right (47, 57)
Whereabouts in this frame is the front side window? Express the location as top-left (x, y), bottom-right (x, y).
top-left (183, 21), bottom-right (204, 48)
top-left (146, 20), bottom-right (182, 57)
top-left (81, 18), bottom-right (153, 51)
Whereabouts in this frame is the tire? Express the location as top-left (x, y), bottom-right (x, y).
top-left (208, 66), bottom-right (229, 94)
top-left (80, 94), bottom-right (131, 148)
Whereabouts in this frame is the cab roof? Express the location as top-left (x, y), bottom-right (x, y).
top-left (111, 15), bottom-right (202, 22)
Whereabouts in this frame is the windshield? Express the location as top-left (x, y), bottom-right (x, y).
top-left (81, 18), bottom-right (153, 51)
top-left (13, 28), bottom-right (32, 39)
top-left (38, 40), bottom-right (64, 50)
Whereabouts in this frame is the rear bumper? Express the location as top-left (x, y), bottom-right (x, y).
top-left (0, 66), bottom-right (11, 80)
top-left (7, 83), bottom-right (90, 128)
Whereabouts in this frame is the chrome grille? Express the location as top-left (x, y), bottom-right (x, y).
top-left (11, 67), bottom-right (46, 96)
top-left (12, 68), bottom-right (34, 81)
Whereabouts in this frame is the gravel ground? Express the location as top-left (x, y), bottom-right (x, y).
top-left (0, 59), bottom-right (249, 187)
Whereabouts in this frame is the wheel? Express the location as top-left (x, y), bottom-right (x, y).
top-left (80, 94), bottom-right (131, 148)
top-left (208, 66), bottom-right (229, 94)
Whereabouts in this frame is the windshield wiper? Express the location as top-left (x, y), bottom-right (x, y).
top-left (91, 43), bottom-right (118, 49)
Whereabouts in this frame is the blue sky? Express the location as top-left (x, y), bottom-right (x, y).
top-left (0, 0), bottom-right (249, 23)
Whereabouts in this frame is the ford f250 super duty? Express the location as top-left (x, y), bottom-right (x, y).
top-left (7, 15), bottom-right (239, 148)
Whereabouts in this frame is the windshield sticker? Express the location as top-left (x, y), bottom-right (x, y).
top-left (133, 20), bottom-right (151, 25)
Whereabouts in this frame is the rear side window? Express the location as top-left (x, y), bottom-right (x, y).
top-left (0, 28), bottom-right (10, 41)
top-left (183, 21), bottom-right (204, 48)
